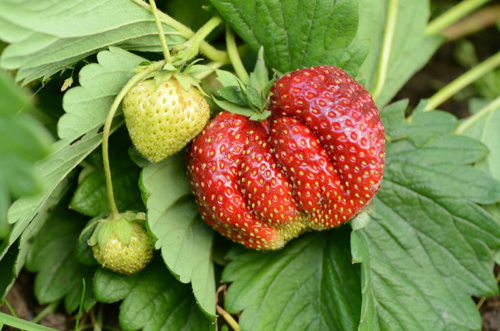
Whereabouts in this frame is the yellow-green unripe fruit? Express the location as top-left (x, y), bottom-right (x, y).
top-left (92, 221), bottom-right (153, 275)
top-left (122, 78), bottom-right (210, 163)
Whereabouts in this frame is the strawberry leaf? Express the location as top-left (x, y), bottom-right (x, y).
top-left (140, 152), bottom-right (216, 320)
top-left (211, 0), bottom-right (368, 77)
top-left (222, 226), bottom-right (361, 331)
top-left (382, 100), bottom-right (458, 146)
top-left (355, 0), bottom-right (444, 106)
top-left (24, 196), bottom-right (96, 313)
top-left (60, 47), bottom-right (146, 143)
top-left (351, 103), bottom-right (500, 330)
top-left (94, 257), bottom-right (215, 331)
top-left (0, 0), bottom-right (185, 85)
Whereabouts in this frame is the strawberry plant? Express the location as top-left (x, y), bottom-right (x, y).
top-left (1, 0), bottom-right (500, 330)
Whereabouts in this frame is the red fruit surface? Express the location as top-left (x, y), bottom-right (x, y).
top-left (187, 65), bottom-right (385, 250)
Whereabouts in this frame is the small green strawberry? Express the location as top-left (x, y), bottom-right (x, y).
top-left (88, 212), bottom-right (153, 275)
top-left (122, 77), bottom-right (209, 163)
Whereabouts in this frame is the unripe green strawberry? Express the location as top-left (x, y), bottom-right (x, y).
top-left (89, 213), bottom-right (153, 275)
top-left (122, 78), bottom-right (210, 163)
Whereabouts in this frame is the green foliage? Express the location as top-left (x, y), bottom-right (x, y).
top-left (24, 194), bottom-right (97, 313)
top-left (140, 152), bottom-right (216, 319)
top-left (210, 0), bottom-right (370, 77)
top-left (1, 0), bottom-right (500, 330)
top-left (0, 69), bottom-right (52, 229)
top-left (0, 0), bottom-right (185, 85)
top-left (94, 257), bottom-right (215, 331)
top-left (352, 102), bottom-right (500, 330)
top-left (223, 227), bottom-right (361, 331)
top-left (356, 0), bottom-right (443, 106)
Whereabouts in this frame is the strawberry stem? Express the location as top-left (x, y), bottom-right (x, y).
top-left (102, 60), bottom-right (166, 218)
top-left (424, 50), bottom-right (500, 111)
top-left (172, 15), bottom-right (223, 64)
top-left (132, 0), bottom-right (232, 64)
top-left (149, 0), bottom-right (172, 64)
top-left (425, 0), bottom-right (490, 36)
top-left (226, 24), bottom-right (250, 85)
top-left (216, 305), bottom-right (240, 331)
top-left (370, 0), bottom-right (398, 102)
top-left (455, 95), bottom-right (500, 135)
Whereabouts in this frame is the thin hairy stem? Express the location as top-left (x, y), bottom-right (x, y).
top-left (426, 0), bottom-right (490, 36)
top-left (102, 61), bottom-right (165, 217)
top-left (425, 50), bottom-right (500, 111)
top-left (149, 0), bottom-right (171, 63)
top-left (226, 24), bottom-right (249, 84)
top-left (370, 0), bottom-right (399, 102)
top-left (455, 95), bottom-right (500, 135)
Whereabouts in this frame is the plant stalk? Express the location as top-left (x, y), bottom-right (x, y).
top-left (226, 24), bottom-right (250, 85)
top-left (216, 305), bottom-right (240, 331)
top-left (102, 61), bottom-right (165, 218)
top-left (455, 95), bottom-right (500, 135)
top-left (441, 3), bottom-right (500, 42)
top-left (424, 50), bottom-right (500, 111)
top-left (425, 0), bottom-right (491, 36)
top-left (149, 0), bottom-right (171, 64)
top-left (132, 0), bottom-right (230, 64)
top-left (370, 0), bottom-right (399, 102)
top-left (173, 15), bottom-right (223, 64)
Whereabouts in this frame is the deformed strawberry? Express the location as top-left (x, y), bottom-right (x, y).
top-left (122, 77), bottom-right (209, 163)
top-left (187, 65), bottom-right (385, 250)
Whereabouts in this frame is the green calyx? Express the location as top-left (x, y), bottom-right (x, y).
top-left (88, 211), bottom-right (147, 248)
top-left (212, 47), bottom-right (276, 121)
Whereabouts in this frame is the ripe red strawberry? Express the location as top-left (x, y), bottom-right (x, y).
top-left (187, 65), bottom-right (385, 250)
top-left (122, 77), bottom-right (210, 163)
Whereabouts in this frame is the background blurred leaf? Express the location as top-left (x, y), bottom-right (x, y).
top-left (0, 0), bottom-right (185, 85)
top-left (0, 69), bottom-right (52, 229)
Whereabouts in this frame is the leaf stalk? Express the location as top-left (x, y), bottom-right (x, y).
top-left (226, 24), bottom-right (250, 85)
top-left (370, 0), bottom-right (399, 102)
top-left (425, 0), bottom-right (491, 36)
top-left (149, 0), bottom-right (171, 64)
top-left (132, 0), bottom-right (230, 64)
top-left (216, 305), bottom-right (240, 331)
top-left (425, 50), bottom-right (500, 111)
top-left (455, 95), bottom-right (500, 135)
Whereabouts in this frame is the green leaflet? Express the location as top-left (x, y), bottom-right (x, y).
top-left (351, 102), bottom-right (500, 331)
top-left (140, 152), bottom-right (216, 320)
top-left (94, 258), bottom-right (215, 331)
top-left (210, 0), bottom-right (369, 77)
top-left (24, 195), bottom-right (96, 312)
top-left (222, 227), bottom-right (361, 331)
top-left (0, 0), bottom-right (185, 85)
top-left (60, 47), bottom-right (146, 143)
